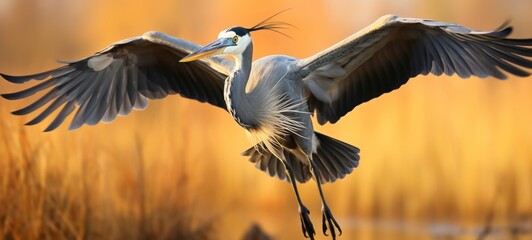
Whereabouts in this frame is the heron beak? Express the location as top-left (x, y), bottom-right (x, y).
top-left (180, 38), bottom-right (233, 62)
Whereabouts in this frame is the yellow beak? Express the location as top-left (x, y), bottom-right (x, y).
top-left (180, 38), bottom-right (232, 62)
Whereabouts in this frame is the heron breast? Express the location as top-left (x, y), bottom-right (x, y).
top-left (229, 106), bottom-right (259, 129)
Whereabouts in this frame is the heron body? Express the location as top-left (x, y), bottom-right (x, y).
top-left (214, 27), bottom-right (321, 169)
top-left (232, 55), bottom-right (313, 157)
top-left (2, 14), bottom-right (532, 240)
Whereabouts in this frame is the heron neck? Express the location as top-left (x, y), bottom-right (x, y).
top-left (225, 42), bottom-right (258, 128)
top-left (233, 43), bottom-right (253, 86)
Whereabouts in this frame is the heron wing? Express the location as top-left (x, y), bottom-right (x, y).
top-left (1, 31), bottom-right (234, 131)
top-left (297, 15), bottom-right (532, 125)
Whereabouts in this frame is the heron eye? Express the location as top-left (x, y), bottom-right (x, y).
top-left (232, 36), bottom-right (239, 44)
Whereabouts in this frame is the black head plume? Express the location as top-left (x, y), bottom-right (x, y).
top-left (247, 8), bottom-right (294, 38)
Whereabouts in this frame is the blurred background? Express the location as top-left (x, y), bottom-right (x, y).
top-left (0, 0), bottom-right (531, 239)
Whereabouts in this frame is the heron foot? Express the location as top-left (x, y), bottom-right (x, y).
top-left (322, 204), bottom-right (342, 239)
top-left (299, 205), bottom-right (316, 239)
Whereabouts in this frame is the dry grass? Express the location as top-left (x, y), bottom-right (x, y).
top-left (0, 1), bottom-right (531, 239)
top-left (0, 119), bottom-right (215, 240)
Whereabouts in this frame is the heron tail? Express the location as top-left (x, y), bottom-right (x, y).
top-left (312, 132), bottom-right (360, 183)
top-left (242, 132), bottom-right (360, 183)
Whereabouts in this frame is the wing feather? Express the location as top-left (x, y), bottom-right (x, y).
top-left (1, 32), bottom-right (234, 131)
top-left (298, 15), bottom-right (532, 124)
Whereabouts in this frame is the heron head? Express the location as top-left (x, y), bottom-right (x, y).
top-left (180, 10), bottom-right (291, 63)
top-left (180, 27), bottom-right (251, 62)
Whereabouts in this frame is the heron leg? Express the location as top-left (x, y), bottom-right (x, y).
top-left (310, 158), bottom-right (342, 239)
top-left (284, 160), bottom-right (316, 239)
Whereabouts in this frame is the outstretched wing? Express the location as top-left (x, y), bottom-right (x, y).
top-left (1, 31), bottom-right (234, 131)
top-left (297, 15), bottom-right (532, 125)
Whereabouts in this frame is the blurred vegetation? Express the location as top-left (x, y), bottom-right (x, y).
top-left (0, 0), bottom-right (531, 239)
top-left (0, 121), bottom-right (215, 239)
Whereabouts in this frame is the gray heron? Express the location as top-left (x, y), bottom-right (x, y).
top-left (2, 13), bottom-right (532, 239)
